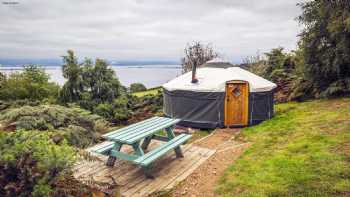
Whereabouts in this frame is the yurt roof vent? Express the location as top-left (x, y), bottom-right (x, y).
top-left (191, 63), bottom-right (198, 83)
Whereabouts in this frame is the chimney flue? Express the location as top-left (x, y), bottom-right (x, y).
top-left (191, 61), bottom-right (198, 83)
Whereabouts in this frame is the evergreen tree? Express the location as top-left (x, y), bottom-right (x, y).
top-left (263, 47), bottom-right (287, 79)
top-left (298, 0), bottom-right (350, 97)
top-left (82, 58), bottom-right (121, 103)
top-left (59, 50), bottom-right (125, 121)
top-left (60, 50), bottom-right (84, 102)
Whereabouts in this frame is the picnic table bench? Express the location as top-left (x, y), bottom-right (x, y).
top-left (93, 116), bottom-right (192, 178)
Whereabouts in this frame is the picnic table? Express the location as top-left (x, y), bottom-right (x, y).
top-left (93, 116), bottom-right (192, 178)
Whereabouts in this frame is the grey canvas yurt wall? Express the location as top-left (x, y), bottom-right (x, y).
top-left (162, 60), bottom-right (277, 129)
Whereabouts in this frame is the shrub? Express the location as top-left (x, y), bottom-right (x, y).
top-left (112, 96), bottom-right (131, 122)
top-left (93, 96), bottom-right (132, 124)
top-left (246, 48), bottom-right (303, 102)
top-left (59, 125), bottom-right (98, 148)
top-left (94, 119), bottom-right (110, 134)
top-left (129, 83), bottom-right (147, 93)
top-left (0, 131), bottom-right (76, 196)
top-left (93, 103), bottom-right (114, 121)
top-left (0, 105), bottom-right (108, 148)
top-left (127, 93), bottom-right (164, 123)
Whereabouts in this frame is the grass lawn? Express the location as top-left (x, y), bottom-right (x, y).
top-left (133, 87), bottom-right (162, 97)
top-left (216, 98), bottom-right (350, 197)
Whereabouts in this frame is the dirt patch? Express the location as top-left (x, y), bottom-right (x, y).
top-left (170, 128), bottom-right (250, 197)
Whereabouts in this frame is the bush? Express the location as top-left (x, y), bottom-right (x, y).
top-left (0, 105), bottom-right (109, 148)
top-left (59, 125), bottom-right (98, 149)
top-left (246, 48), bottom-right (302, 102)
top-left (94, 119), bottom-right (110, 134)
top-left (93, 103), bottom-right (114, 121)
top-left (112, 96), bottom-right (131, 122)
top-left (91, 92), bottom-right (164, 124)
top-left (129, 83), bottom-right (147, 93)
top-left (127, 93), bottom-right (164, 123)
top-left (0, 131), bottom-right (77, 196)
top-left (93, 96), bottom-right (132, 124)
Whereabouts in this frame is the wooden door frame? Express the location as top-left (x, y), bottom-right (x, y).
top-left (224, 80), bottom-right (249, 127)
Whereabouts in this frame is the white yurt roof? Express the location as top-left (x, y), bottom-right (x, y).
top-left (206, 57), bottom-right (229, 63)
top-left (163, 67), bottom-right (277, 92)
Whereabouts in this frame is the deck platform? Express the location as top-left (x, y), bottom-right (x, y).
top-left (73, 141), bottom-right (215, 197)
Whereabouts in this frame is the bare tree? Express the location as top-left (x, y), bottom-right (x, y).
top-left (241, 50), bottom-right (269, 76)
top-left (242, 50), bottom-right (263, 66)
top-left (181, 41), bottom-right (219, 73)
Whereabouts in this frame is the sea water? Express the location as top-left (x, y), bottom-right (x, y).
top-left (0, 65), bottom-right (182, 88)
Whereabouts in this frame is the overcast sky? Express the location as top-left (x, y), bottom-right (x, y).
top-left (0, 0), bottom-right (302, 62)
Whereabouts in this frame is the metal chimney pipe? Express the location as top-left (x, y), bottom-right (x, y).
top-left (191, 61), bottom-right (198, 83)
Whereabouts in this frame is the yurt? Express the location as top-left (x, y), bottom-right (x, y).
top-left (162, 59), bottom-right (277, 129)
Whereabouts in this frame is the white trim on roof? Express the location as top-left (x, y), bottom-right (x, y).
top-left (163, 67), bottom-right (277, 92)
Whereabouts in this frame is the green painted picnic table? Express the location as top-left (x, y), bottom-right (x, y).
top-left (96, 116), bottom-right (192, 178)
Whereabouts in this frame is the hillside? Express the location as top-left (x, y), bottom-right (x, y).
top-left (132, 87), bottom-right (162, 97)
top-left (217, 98), bottom-right (350, 196)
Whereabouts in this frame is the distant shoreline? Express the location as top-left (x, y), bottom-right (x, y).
top-left (0, 65), bottom-right (182, 70)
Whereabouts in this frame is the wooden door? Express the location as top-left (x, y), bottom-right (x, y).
top-left (224, 81), bottom-right (249, 126)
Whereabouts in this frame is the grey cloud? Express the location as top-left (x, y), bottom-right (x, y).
top-left (0, 0), bottom-right (302, 61)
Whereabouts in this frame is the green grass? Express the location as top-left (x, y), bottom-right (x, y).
top-left (216, 98), bottom-right (350, 197)
top-left (132, 87), bottom-right (162, 97)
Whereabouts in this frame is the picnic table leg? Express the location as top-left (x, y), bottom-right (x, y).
top-left (132, 141), bottom-right (144, 156)
top-left (141, 135), bottom-right (153, 151)
top-left (142, 165), bottom-right (154, 179)
top-left (165, 127), bottom-right (184, 158)
top-left (106, 143), bottom-right (122, 167)
top-left (132, 141), bottom-right (155, 178)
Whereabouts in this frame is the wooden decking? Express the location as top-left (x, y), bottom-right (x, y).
top-left (73, 141), bottom-right (215, 197)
